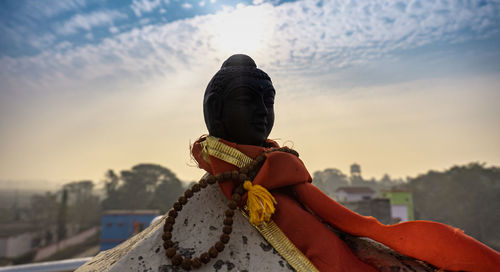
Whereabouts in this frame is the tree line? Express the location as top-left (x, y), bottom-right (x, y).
top-left (0, 163), bottom-right (186, 244)
top-left (2, 162), bottom-right (499, 251)
top-left (312, 163), bottom-right (500, 251)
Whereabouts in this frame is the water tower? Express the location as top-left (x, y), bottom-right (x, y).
top-left (350, 163), bottom-right (361, 184)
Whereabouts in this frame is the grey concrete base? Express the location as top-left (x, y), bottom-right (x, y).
top-left (76, 184), bottom-right (292, 272)
top-left (77, 182), bottom-right (436, 272)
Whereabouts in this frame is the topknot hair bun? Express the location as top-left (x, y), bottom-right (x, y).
top-left (221, 54), bottom-right (257, 68)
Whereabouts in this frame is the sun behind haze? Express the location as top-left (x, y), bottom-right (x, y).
top-left (1, 0), bottom-right (499, 186)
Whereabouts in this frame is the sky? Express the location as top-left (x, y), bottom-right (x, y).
top-left (1, 0), bottom-right (500, 187)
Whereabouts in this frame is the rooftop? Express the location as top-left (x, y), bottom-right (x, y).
top-left (335, 187), bottom-right (375, 194)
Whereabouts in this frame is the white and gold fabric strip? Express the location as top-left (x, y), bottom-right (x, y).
top-left (241, 211), bottom-right (320, 272)
top-left (200, 136), bottom-right (253, 168)
top-left (201, 136), bottom-right (319, 272)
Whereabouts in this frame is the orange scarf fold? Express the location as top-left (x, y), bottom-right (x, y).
top-left (192, 136), bottom-right (500, 272)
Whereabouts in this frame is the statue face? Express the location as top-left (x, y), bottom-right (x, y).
top-left (220, 85), bottom-right (275, 146)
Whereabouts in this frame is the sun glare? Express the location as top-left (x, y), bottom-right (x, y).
top-left (211, 5), bottom-right (274, 55)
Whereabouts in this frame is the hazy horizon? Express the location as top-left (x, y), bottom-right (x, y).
top-left (1, 0), bottom-right (499, 186)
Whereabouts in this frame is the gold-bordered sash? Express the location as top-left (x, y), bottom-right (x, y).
top-left (240, 211), bottom-right (320, 272)
top-left (200, 136), bottom-right (253, 168)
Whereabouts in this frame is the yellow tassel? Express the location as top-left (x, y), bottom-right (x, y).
top-left (243, 181), bottom-right (277, 226)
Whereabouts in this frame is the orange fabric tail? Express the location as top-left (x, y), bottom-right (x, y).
top-left (294, 182), bottom-right (500, 272)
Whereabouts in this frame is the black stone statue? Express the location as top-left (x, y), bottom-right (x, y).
top-left (203, 54), bottom-right (275, 146)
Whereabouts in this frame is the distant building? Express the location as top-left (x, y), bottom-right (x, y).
top-left (0, 223), bottom-right (39, 258)
top-left (335, 187), bottom-right (375, 202)
top-left (380, 191), bottom-right (414, 223)
top-left (100, 210), bottom-right (160, 251)
top-left (342, 198), bottom-right (392, 225)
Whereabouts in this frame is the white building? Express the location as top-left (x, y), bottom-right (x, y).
top-left (335, 187), bottom-right (376, 202)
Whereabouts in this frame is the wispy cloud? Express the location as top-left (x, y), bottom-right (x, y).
top-left (131, 0), bottom-right (162, 17)
top-left (55, 10), bottom-right (128, 35)
top-left (29, 33), bottom-right (56, 49)
top-left (2, 0), bottom-right (500, 93)
top-left (182, 3), bottom-right (193, 9)
top-left (23, 0), bottom-right (87, 20)
top-left (109, 26), bottom-right (119, 34)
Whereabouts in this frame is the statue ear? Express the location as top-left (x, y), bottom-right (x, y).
top-left (205, 93), bottom-right (225, 137)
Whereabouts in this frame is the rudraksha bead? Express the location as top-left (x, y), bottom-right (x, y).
top-left (168, 210), bottom-right (178, 218)
top-left (173, 202), bottom-right (182, 211)
top-left (199, 179), bottom-right (207, 188)
top-left (163, 241), bottom-right (170, 249)
top-left (239, 173), bottom-right (248, 181)
top-left (178, 196), bottom-right (187, 205)
top-left (192, 257), bottom-right (202, 268)
top-left (209, 247), bottom-right (218, 258)
top-left (165, 247), bottom-right (176, 258)
top-left (228, 201), bottom-right (237, 210)
top-left (231, 194), bottom-right (241, 203)
top-left (234, 185), bottom-right (244, 195)
top-left (200, 253), bottom-right (210, 264)
top-left (172, 254), bottom-right (183, 266)
top-left (225, 209), bottom-right (234, 217)
top-left (184, 189), bottom-right (193, 198)
top-left (240, 167), bottom-right (249, 174)
top-left (223, 218), bottom-right (233, 226)
top-left (231, 170), bottom-right (239, 179)
top-left (163, 240), bottom-right (174, 248)
top-left (215, 173), bottom-right (223, 180)
top-left (206, 175), bottom-right (216, 184)
top-left (192, 184), bottom-right (200, 192)
top-left (215, 241), bottom-right (225, 252)
top-left (223, 171), bottom-right (231, 179)
top-left (181, 258), bottom-right (192, 270)
top-left (166, 216), bottom-right (175, 224)
top-left (164, 223), bottom-right (173, 232)
top-left (220, 234), bottom-right (230, 244)
top-left (162, 231), bottom-right (172, 240)
top-left (223, 226), bottom-right (232, 234)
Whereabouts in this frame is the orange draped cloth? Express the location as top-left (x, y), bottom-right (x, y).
top-left (192, 136), bottom-right (500, 272)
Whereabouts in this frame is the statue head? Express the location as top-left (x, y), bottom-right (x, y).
top-left (203, 54), bottom-right (275, 146)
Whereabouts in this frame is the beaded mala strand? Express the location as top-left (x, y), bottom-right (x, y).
top-left (161, 147), bottom-right (299, 270)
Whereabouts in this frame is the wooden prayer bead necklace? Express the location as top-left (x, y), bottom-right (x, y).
top-left (161, 146), bottom-right (299, 270)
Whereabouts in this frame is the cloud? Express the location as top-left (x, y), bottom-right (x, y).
top-left (23, 0), bottom-right (87, 19)
top-left (109, 26), bottom-right (119, 34)
top-left (131, 0), bottom-right (162, 17)
top-left (55, 10), bottom-right (128, 35)
top-left (182, 3), bottom-right (193, 9)
top-left (2, 0), bottom-right (499, 93)
top-left (28, 34), bottom-right (56, 49)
